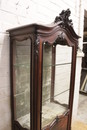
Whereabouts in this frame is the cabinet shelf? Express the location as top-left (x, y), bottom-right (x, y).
top-left (43, 62), bottom-right (71, 67)
top-left (14, 63), bottom-right (30, 67)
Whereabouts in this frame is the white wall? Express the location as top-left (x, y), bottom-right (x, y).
top-left (0, 0), bottom-right (83, 130)
top-left (72, 0), bottom-right (85, 121)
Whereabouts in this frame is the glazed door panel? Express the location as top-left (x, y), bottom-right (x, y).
top-left (41, 43), bottom-right (72, 129)
top-left (54, 45), bottom-right (72, 105)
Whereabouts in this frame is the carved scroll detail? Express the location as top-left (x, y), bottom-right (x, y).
top-left (54, 32), bottom-right (67, 46)
top-left (52, 32), bottom-right (67, 46)
top-left (43, 32), bottom-right (67, 47)
top-left (54, 9), bottom-right (73, 27)
top-left (35, 38), bottom-right (40, 55)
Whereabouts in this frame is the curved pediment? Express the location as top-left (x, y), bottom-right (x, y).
top-left (37, 9), bottom-right (80, 45)
top-left (7, 9), bottom-right (80, 47)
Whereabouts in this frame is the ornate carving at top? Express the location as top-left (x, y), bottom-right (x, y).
top-left (54, 9), bottom-right (73, 27)
top-left (54, 32), bottom-right (67, 46)
top-left (43, 32), bottom-right (67, 47)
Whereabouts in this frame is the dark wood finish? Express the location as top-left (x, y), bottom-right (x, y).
top-left (68, 46), bottom-right (77, 130)
top-left (7, 9), bottom-right (80, 130)
top-left (13, 41), bottom-right (17, 119)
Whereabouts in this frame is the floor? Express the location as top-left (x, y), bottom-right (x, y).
top-left (77, 94), bottom-right (87, 124)
top-left (72, 121), bottom-right (87, 130)
top-left (72, 93), bottom-right (87, 130)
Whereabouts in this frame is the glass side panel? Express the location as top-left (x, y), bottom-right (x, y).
top-left (42, 44), bottom-right (72, 128)
top-left (13, 38), bottom-right (31, 130)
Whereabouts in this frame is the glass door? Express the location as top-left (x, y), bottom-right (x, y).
top-left (41, 43), bottom-right (72, 129)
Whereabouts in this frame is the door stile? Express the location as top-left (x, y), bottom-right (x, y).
top-left (68, 45), bottom-right (77, 130)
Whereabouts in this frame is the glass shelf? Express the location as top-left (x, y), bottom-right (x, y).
top-left (43, 62), bottom-right (71, 67)
top-left (42, 89), bottom-right (69, 103)
top-left (14, 63), bottom-right (30, 67)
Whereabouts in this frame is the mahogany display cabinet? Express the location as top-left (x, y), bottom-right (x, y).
top-left (7, 9), bottom-right (80, 130)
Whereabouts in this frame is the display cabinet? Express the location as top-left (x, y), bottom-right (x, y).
top-left (7, 9), bottom-right (80, 130)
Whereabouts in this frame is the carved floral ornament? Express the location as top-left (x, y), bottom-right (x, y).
top-left (34, 9), bottom-right (80, 55)
top-left (54, 9), bottom-right (73, 27)
top-left (42, 9), bottom-right (80, 48)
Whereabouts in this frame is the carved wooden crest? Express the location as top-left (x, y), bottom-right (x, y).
top-left (54, 9), bottom-right (73, 27)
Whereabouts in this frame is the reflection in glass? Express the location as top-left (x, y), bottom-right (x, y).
top-left (14, 39), bottom-right (31, 129)
top-left (42, 44), bottom-right (72, 128)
